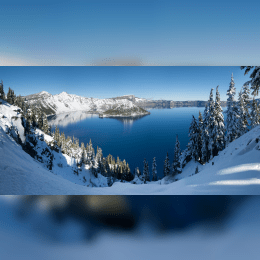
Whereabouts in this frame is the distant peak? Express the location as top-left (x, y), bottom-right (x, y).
top-left (39, 91), bottom-right (49, 95)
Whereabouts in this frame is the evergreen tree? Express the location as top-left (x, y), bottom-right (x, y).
top-left (105, 160), bottom-right (111, 177)
top-left (42, 112), bottom-right (50, 134)
top-left (207, 88), bottom-right (216, 160)
top-left (173, 135), bottom-right (181, 174)
top-left (188, 115), bottom-right (200, 161)
top-left (25, 108), bottom-right (33, 135)
top-left (226, 73), bottom-right (239, 145)
top-left (197, 111), bottom-right (203, 162)
top-left (0, 80), bottom-right (5, 101)
top-left (242, 84), bottom-right (252, 125)
top-left (213, 86), bottom-right (226, 156)
top-left (152, 157), bottom-right (157, 181)
top-left (164, 152), bottom-right (170, 177)
top-left (7, 87), bottom-right (13, 104)
top-left (201, 103), bottom-right (210, 164)
top-left (90, 152), bottom-right (97, 178)
top-left (237, 89), bottom-right (249, 136)
top-left (11, 90), bottom-right (16, 105)
top-left (134, 167), bottom-right (141, 178)
top-left (241, 66), bottom-right (260, 96)
top-left (54, 126), bottom-right (60, 146)
top-left (143, 158), bottom-right (148, 182)
top-left (250, 98), bottom-right (260, 129)
top-left (145, 161), bottom-right (150, 182)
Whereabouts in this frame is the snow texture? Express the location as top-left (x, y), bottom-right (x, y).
top-left (1, 99), bottom-right (260, 194)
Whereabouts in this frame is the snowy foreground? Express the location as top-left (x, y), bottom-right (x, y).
top-left (1, 197), bottom-right (260, 260)
top-left (1, 101), bottom-right (260, 194)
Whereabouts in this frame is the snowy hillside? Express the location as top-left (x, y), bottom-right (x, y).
top-left (24, 91), bottom-right (149, 116)
top-left (1, 98), bottom-right (260, 194)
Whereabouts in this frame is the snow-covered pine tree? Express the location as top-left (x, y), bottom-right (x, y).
top-left (145, 161), bottom-right (150, 182)
top-left (54, 126), bottom-right (60, 146)
top-left (11, 89), bottom-right (16, 105)
top-left (188, 115), bottom-right (199, 161)
top-left (207, 88), bottom-right (216, 160)
top-left (143, 158), bottom-right (147, 183)
top-left (173, 135), bottom-right (181, 174)
top-left (250, 98), bottom-right (260, 129)
top-left (213, 86), bottom-right (226, 156)
top-left (25, 107), bottom-right (33, 135)
top-left (164, 152), bottom-right (170, 177)
top-left (42, 112), bottom-right (50, 134)
top-left (152, 157), bottom-right (157, 181)
top-left (197, 111), bottom-right (203, 163)
top-left (0, 80), bottom-right (5, 101)
top-left (90, 151), bottom-right (97, 178)
top-left (134, 167), bottom-right (141, 178)
top-left (242, 84), bottom-right (252, 125)
top-left (241, 66), bottom-right (260, 96)
top-left (237, 89), bottom-right (249, 137)
top-left (226, 73), bottom-right (239, 145)
top-left (201, 103), bottom-right (210, 164)
top-left (6, 87), bottom-right (13, 104)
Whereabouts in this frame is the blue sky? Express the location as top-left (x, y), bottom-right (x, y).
top-left (0, 67), bottom-right (251, 101)
top-left (0, 0), bottom-right (259, 66)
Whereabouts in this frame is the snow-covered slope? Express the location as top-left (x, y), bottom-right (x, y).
top-left (0, 99), bottom-right (25, 142)
top-left (24, 91), bottom-right (149, 116)
top-left (1, 99), bottom-right (260, 194)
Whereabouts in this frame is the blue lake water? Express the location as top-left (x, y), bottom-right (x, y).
top-left (49, 107), bottom-right (227, 179)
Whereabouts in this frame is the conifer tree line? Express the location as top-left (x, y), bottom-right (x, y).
top-left (179, 67), bottom-right (260, 168)
top-left (139, 67), bottom-right (260, 182)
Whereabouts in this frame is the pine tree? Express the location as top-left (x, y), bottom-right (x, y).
top-left (152, 157), bottom-right (157, 181)
top-left (197, 111), bottom-right (203, 163)
top-left (173, 135), bottom-right (181, 174)
top-left (188, 115), bottom-right (200, 161)
top-left (0, 80), bottom-right (5, 101)
top-left (7, 87), bottom-right (13, 104)
top-left (226, 73), bottom-right (239, 145)
top-left (145, 161), bottom-right (150, 182)
top-left (54, 126), bottom-right (60, 146)
top-left (201, 103), bottom-right (210, 164)
top-left (213, 86), bottom-right (226, 156)
top-left (241, 66), bottom-right (260, 96)
top-left (250, 98), bottom-right (260, 129)
top-left (42, 112), bottom-right (50, 134)
top-left (25, 108), bottom-right (33, 135)
top-left (143, 158), bottom-right (148, 182)
top-left (242, 84), bottom-right (252, 125)
top-left (134, 167), bottom-right (141, 178)
top-left (164, 152), bottom-right (170, 177)
top-left (207, 88), bottom-right (217, 160)
top-left (237, 89), bottom-right (249, 136)
top-left (90, 152), bottom-right (97, 177)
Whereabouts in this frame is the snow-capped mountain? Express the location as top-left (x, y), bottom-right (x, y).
top-left (23, 91), bottom-right (226, 115)
top-left (23, 91), bottom-right (149, 116)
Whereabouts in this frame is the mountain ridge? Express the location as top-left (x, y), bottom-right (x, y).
top-left (23, 92), bottom-right (228, 115)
